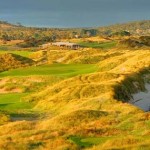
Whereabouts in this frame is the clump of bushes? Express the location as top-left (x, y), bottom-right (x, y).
top-left (118, 36), bottom-right (150, 48)
top-left (110, 30), bottom-right (131, 37)
top-left (17, 36), bottom-right (53, 48)
top-left (139, 36), bottom-right (150, 46)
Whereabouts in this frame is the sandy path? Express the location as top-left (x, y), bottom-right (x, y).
top-left (0, 78), bottom-right (8, 86)
top-left (0, 88), bottom-right (22, 94)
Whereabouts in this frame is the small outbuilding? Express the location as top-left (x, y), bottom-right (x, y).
top-left (52, 42), bottom-right (80, 49)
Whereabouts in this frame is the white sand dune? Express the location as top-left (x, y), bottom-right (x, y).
top-left (130, 83), bottom-right (150, 111)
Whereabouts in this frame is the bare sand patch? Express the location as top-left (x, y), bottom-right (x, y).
top-left (130, 83), bottom-right (150, 111)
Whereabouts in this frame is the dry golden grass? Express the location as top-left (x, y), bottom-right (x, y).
top-left (0, 40), bottom-right (23, 45)
top-left (0, 53), bottom-right (34, 72)
top-left (65, 36), bottom-right (111, 43)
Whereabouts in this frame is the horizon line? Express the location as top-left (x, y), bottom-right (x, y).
top-left (0, 19), bottom-right (150, 29)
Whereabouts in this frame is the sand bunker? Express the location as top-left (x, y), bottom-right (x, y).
top-left (130, 83), bottom-right (150, 111)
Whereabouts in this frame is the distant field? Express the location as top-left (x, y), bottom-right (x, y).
top-left (0, 64), bottom-right (98, 78)
top-left (0, 50), bottom-right (32, 58)
top-left (0, 46), bottom-right (8, 50)
top-left (0, 45), bottom-right (21, 51)
top-left (0, 93), bottom-right (32, 111)
top-left (78, 41), bottom-right (116, 49)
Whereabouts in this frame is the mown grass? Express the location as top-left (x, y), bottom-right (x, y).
top-left (0, 64), bottom-right (98, 78)
top-left (0, 93), bottom-right (32, 111)
top-left (69, 136), bottom-right (92, 148)
top-left (69, 135), bottom-right (114, 148)
top-left (0, 50), bottom-right (32, 58)
top-left (0, 92), bottom-right (38, 121)
top-left (78, 41), bottom-right (116, 49)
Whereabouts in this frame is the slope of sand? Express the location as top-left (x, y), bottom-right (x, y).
top-left (130, 83), bottom-right (150, 111)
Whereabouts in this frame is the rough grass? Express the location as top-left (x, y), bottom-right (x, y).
top-left (0, 53), bottom-right (34, 72)
top-left (0, 48), bottom-right (149, 150)
top-left (48, 110), bottom-right (108, 128)
top-left (0, 111), bottom-right (10, 125)
top-left (45, 49), bottom-right (123, 64)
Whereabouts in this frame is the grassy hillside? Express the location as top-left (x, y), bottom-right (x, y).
top-left (118, 36), bottom-right (150, 48)
top-left (0, 20), bottom-right (150, 150)
top-left (0, 46), bottom-right (149, 149)
top-left (98, 20), bottom-right (150, 36)
top-left (0, 63), bottom-right (97, 126)
top-left (0, 53), bottom-right (34, 72)
top-left (0, 20), bottom-right (150, 43)
top-left (0, 21), bottom-right (17, 29)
